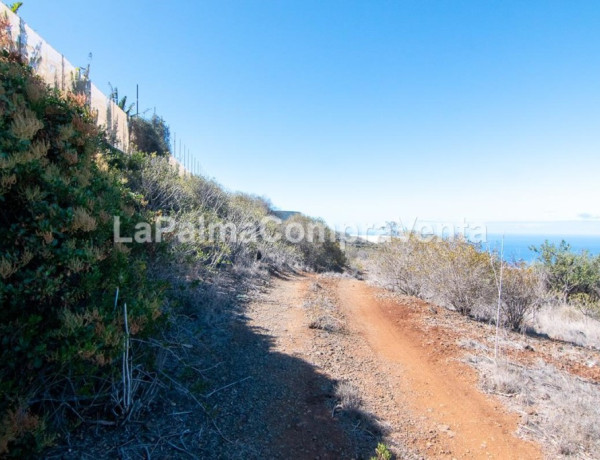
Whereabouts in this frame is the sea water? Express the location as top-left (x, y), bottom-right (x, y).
top-left (485, 234), bottom-right (600, 263)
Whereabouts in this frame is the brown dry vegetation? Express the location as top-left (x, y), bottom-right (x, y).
top-left (347, 236), bottom-right (600, 458)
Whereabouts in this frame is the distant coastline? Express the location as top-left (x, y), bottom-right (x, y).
top-left (485, 234), bottom-right (600, 263)
top-left (350, 232), bottom-right (600, 264)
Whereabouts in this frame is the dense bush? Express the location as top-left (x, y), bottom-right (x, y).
top-left (431, 238), bottom-right (493, 315)
top-left (372, 236), bottom-right (432, 296)
top-left (532, 240), bottom-right (600, 304)
top-left (373, 236), bottom-right (492, 315)
top-left (119, 153), bottom-right (344, 275)
top-left (119, 154), bottom-right (297, 272)
top-left (497, 264), bottom-right (544, 331)
top-left (129, 114), bottom-right (171, 157)
top-left (371, 236), bottom-right (578, 329)
top-left (284, 214), bottom-right (346, 272)
top-left (0, 52), bottom-right (162, 455)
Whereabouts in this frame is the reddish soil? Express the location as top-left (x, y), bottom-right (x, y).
top-left (336, 279), bottom-right (542, 459)
top-left (46, 272), bottom-right (599, 458)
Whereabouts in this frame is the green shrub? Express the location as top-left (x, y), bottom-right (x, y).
top-left (429, 238), bottom-right (493, 315)
top-left (0, 52), bottom-right (162, 455)
top-left (370, 442), bottom-right (393, 460)
top-left (129, 114), bottom-right (171, 156)
top-left (569, 292), bottom-right (600, 319)
top-left (532, 241), bottom-right (600, 304)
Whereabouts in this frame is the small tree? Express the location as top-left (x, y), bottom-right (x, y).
top-left (373, 235), bottom-right (432, 297)
top-left (500, 264), bottom-right (543, 331)
top-left (129, 114), bottom-right (171, 156)
top-left (431, 238), bottom-right (493, 315)
top-left (532, 241), bottom-right (600, 302)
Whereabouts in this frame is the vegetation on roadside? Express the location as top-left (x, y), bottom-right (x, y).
top-left (0, 50), bottom-right (162, 455)
top-left (368, 234), bottom-right (599, 332)
top-left (129, 114), bottom-right (171, 157)
top-left (368, 235), bottom-right (600, 458)
top-left (2, 5), bottom-right (597, 458)
top-left (0, 49), bottom-right (346, 456)
top-left (370, 442), bottom-right (393, 460)
top-left (474, 355), bottom-right (600, 457)
top-left (370, 236), bottom-right (535, 330)
top-left (532, 240), bottom-right (600, 317)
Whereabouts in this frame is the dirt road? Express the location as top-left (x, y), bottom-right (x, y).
top-left (46, 271), bottom-right (595, 458)
top-left (335, 278), bottom-right (542, 459)
top-left (247, 274), bottom-right (543, 459)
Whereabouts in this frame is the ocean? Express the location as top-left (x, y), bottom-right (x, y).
top-left (352, 230), bottom-right (600, 263)
top-left (484, 234), bottom-right (600, 263)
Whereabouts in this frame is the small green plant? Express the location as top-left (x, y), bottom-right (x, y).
top-left (9, 2), bottom-right (23, 14)
top-left (370, 442), bottom-right (392, 460)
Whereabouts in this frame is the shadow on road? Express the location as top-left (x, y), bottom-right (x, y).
top-left (44, 269), bottom-right (386, 459)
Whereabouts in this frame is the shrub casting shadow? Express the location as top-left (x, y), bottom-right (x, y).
top-left (44, 270), bottom-right (386, 459)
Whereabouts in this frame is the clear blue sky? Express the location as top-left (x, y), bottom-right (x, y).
top-left (13, 1), bottom-right (600, 235)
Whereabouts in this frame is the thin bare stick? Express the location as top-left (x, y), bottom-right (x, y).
top-left (165, 439), bottom-right (195, 458)
top-left (494, 236), bottom-right (505, 362)
top-left (489, 236), bottom-right (505, 363)
top-left (204, 376), bottom-right (252, 398)
top-left (122, 302), bottom-right (132, 413)
top-left (87, 419), bottom-right (117, 426)
top-left (114, 286), bottom-right (120, 313)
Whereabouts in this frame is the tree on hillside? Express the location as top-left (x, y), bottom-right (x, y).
top-left (532, 240), bottom-right (600, 302)
top-left (109, 85), bottom-right (134, 117)
top-left (129, 114), bottom-right (171, 156)
top-left (284, 215), bottom-right (347, 272)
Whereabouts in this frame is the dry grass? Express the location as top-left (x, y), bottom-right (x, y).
top-left (530, 305), bottom-right (600, 350)
top-left (472, 356), bottom-right (600, 458)
top-left (303, 291), bottom-right (346, 333)
top-left (308, 315), bottom-right (344, 332)
top-left (309, 281), bottom-right (322, 292)
top-left (479, 359), bottom-right (528, 396)
top-left (334, 381), bottom-right (362, 413)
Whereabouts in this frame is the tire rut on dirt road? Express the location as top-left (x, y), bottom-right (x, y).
top-left (336, 278), bottom-right (542, 459)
